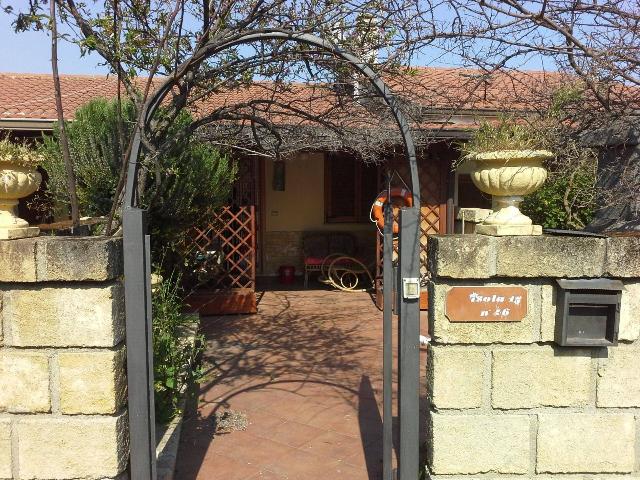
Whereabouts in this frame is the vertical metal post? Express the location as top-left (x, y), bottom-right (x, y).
top-left (382, 201), bottom-right (394, 480)
top-left (397, 207), bottom-right (421, 480)
top-left (123, 206), bottom-right (157, 480)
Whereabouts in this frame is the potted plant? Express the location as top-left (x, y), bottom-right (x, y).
top-left (0, 137), bottom-right (43, 239)
top-left (461, 119), bottom-right (553, 236)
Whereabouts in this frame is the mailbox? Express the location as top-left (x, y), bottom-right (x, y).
top-left (555, 279), bottom-right (624, 347)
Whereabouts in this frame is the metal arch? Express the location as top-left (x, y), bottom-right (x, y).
top-left (123, 29), bottom-right (420, 209)
top-left (123, 28), bottom-right (421, 480)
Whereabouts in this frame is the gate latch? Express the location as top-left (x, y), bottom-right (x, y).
top-left (402, 278), bottom-right (421, 300)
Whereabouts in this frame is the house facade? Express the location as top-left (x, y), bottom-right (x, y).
top-left (0, 70), bottom-right (556, 306)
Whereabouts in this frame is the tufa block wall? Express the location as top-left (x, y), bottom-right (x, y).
top-left (426, 234), bottom-right (640, 479)
top-left (0, 237), bottom-right (128, 480)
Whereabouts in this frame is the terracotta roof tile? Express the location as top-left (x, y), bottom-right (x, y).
top-left (0, 68), bottom-right (563, 125)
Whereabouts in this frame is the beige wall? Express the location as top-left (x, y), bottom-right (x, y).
top-left (262, 152), bottom-right (376, 276)
top-left (264, 152), bottom-right (374, 233)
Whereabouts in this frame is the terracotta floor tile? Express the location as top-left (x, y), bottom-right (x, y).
top-left (299, 429), bottom-right (364, 461)
top-left (217, 434), bottom-right (297, 466)
top-left (176, 289), bottom-right (428, 479)
top-left (247, 470), bottom-right (287, 480)
top-left (264, 448), bottom-right (345, 479)
top-left (332, 460), bottom-right (377, 480)
top-left (244, 407), bottom-right (288, 435)
top-left (208, 429), bottom-right (265, 454)
top-left (176, 452), bottom-right (260, 480)
top-left (304, 402), bottom-right (380, 438)
top-left (343, 439), bottom-right (386, 470)
top-left (260, 420), bottom-right (327, 447)
top-left (262, 396), bottom-right (329, 424)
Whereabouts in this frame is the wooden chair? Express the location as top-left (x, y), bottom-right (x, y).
top-left (303, 233), bottom-right (331, 288)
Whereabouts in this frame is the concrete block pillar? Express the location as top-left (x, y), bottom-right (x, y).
top-left (0, 236), bottom-right (128, 479)
top-left (426, 234), bottom-right (640, 479)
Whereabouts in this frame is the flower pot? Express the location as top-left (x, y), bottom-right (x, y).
top-left (468, 149), bottom-right (552, 236)
top-left (0, 161), bottom-right (42, 239)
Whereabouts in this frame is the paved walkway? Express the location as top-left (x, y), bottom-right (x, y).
top-left (176, 287), bottom-right (428, 479)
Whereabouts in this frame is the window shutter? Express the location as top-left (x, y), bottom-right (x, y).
top-left (326, 153), bottom-right (379, 223)
top-left (359, 163), bottom-right (379, 221)
top-left (327, 154), bottom-right (357, 221)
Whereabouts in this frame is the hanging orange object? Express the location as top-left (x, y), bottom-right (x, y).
top-left (370, 188), bottom-right (413, 234)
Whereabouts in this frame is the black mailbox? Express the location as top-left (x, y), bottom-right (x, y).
top-left (555, 278), bottom-right (624, 347)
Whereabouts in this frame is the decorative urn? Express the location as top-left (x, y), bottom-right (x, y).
top-left (468, 149), bottom-right (552, 236)
top-left (0, 154), bottom-right (42, 240)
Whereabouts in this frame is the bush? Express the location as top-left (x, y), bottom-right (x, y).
top-left (145, 134), bottom-right (237, 272)
top-left (39, 98), bottom-right (135, 218)
top-left (459, 116), bottom-right (548, 158)
top-left (0, 135), bottom-right (42, 167)
top-left (521, 158), bottom-right (597, 229)
top-left (458, 87), bottom-right (599, 230)
top-left (152, 272), bottom-right (204, 424)
top-left (38, 98), bottom-right (237, 269)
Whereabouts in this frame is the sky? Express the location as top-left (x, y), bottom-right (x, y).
top-left (0, 11), bottom-right (108, 75)
top-left (0, 6), bottom-right (552, 76)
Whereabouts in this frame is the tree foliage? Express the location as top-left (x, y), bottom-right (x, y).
top-left (39, 97), bottom-right (236, 257)
top-left (521, 162), bottom-right (597, 230)
top-left (40, 98), bottom-right (135, 217)
top-left (460, 86), bottom-right (600, 230)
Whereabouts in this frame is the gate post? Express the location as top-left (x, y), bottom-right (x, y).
top-left (426, 234), bottom-right (640, 477)
top-left (397, 207), bottom-right (421, 480)
top-left (382, 201), bottom-right (394, 480)
top-left (123, 207), bottom-right (157, 479)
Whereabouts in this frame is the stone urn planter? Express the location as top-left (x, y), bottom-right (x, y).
top-left (0, 156), bottom-right (42, 240)
top-left (467, 149), bottom-right (552, 236)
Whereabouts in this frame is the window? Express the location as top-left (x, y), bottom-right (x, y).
top-left (325, 152), bottom-right (379, 223)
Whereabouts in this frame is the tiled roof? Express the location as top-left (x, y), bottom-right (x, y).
top-left (0, 73), bottom-right (122, 120)
top-left (391, 66), bottom-right (565, 112)
top-left (0, 68), bottom-right (563, 126)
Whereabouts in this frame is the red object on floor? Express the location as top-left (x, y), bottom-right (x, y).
top-left (278, 265), bottom-right (295, 284)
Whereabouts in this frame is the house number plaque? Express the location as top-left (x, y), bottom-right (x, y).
top-left (445, 286), bottom-right (528, 322)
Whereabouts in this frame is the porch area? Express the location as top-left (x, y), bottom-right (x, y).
top-left (175, 285), bottom-right (429, 479)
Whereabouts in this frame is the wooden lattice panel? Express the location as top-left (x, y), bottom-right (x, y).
top-left (183, 206), bottom-right (256, 290)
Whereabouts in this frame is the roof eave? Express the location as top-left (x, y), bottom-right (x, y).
top-left (0, 118), bottom-right (56, 132)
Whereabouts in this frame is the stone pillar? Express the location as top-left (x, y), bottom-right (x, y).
top-left (0, 237), bottom-right (128, 479)
top-left (426, 234), bottom-right (640, 478)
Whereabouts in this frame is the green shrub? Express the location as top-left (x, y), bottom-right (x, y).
top-left (39, 97), bottom-right (236, 272)
top-left (152, 272), bottom-right (204, 424)
top-left (459, 116), bottom-right (548, 158)
top-left (146, 135), bottom-right (237, 271)
top-left (458, 88), bottom-right (599, 230)
top-left (0, 135), bottom-right (42, 167)
top-left (521, 159), bottom-right (597, 229)
top-left (39, 98), bottom-right (135, 217)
